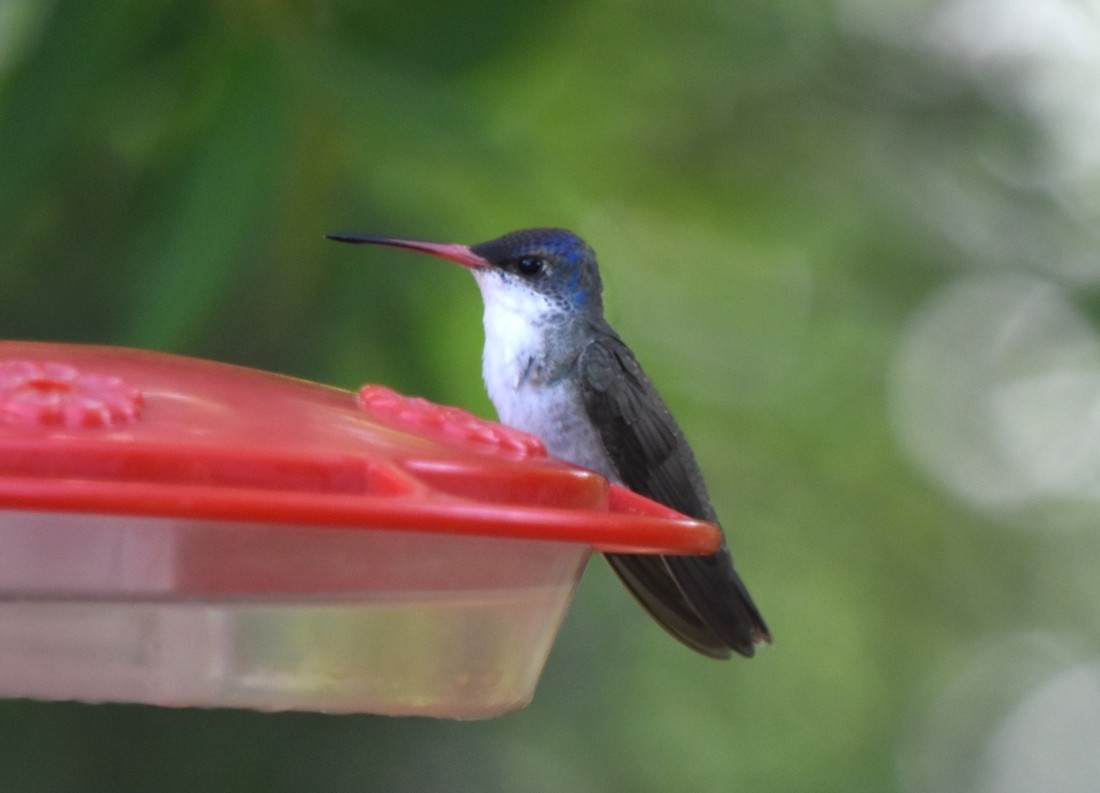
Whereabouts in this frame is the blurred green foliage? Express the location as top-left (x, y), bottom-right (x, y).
top-left (4, 1), bottom-right (1100, 792)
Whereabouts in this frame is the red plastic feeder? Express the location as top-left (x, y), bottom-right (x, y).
top-left (0, 341), bottom-right (720, 718)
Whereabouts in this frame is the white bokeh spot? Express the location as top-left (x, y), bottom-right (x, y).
top-left (892, 273), bottom-right (1100, 515)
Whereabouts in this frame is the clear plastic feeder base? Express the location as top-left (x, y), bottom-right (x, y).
top-left (0, 511), bottom-right (588, 718)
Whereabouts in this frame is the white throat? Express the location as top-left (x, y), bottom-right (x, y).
top-left (472, 272), bottom-right (557, 399)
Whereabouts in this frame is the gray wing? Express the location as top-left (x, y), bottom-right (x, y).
top-left (578, 327), bottom-right (770, 658)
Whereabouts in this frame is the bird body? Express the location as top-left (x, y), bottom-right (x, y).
top-left (329, 227), bottom-right (770, 658)
top-left (474, 266), bottom-right (618, 478)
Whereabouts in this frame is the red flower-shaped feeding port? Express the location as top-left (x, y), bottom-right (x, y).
top-left (0, 360), bottom-right (144, 429)
top-left (357, 385), bottom-right (546, 460)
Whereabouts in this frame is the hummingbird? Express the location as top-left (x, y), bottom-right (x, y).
top-left (328, 227), bottom-right (770, 658)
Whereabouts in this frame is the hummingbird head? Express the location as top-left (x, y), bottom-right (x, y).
top-left (328, 227), bottom-right (604, 322)
top-left (468, 228), bottom-right (603, 317)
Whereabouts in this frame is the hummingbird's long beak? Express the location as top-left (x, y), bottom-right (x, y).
top-left (326, 233), bottom-right (490, 269)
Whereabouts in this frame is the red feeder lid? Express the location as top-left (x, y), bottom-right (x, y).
top-left (0, 341), bottom-right (721, 555)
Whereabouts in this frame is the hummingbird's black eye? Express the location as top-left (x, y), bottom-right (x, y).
top-left (516, 256), bottom-right (545, 277)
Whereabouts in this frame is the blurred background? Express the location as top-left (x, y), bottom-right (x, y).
top-left (3, 0), bottom-right (1100, 791)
